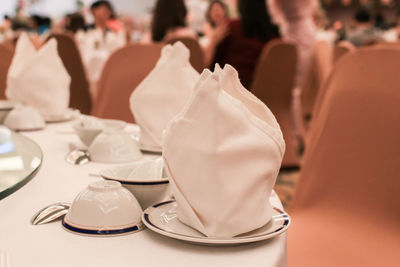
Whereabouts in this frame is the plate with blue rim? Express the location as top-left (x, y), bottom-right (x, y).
top-left (142, 200), bottom-right (290, 246)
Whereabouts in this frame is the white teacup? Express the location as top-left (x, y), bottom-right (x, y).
top-left (63, 180), bottom-right (143, 236)
top-left (101, 158), bottom-right (170, 209)
top-left (88, 129), bottom-right (142, 163)
top-left (72, 118), bottom-right (126, 147)
top-left (0, 100), bottom-right (15, 124)
top-left (4, 105), bottom-right (45, 131)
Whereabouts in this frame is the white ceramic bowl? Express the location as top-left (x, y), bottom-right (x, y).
top-left (72, 119), bottom-right (127, 147)
top-left (4, 105), bottom-right (45, 131)
top-left (101, 159), bottom-right (170, 209)
top-left (0, 100), bottom-right (15, 123)
top-left (63, 180), bottom-right (143, 236)
top-left (88, 130), bottom-right (142, 163)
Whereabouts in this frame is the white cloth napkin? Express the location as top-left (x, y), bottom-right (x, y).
top-left (130, 41), bottom-right (200, 149)
top-left (163, 64), bottom-right (285, 238)
top-left (6, 32), bottom-right (71, 117)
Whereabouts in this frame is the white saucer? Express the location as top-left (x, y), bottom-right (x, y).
top-left (45, 108), bottom-right (80, 123)
top-left (62, 219), bottom-right (144, 237)
top-left (139, 144), bottom-right (162, 154)
top-left (100, 162), bottom-right (167, 184)
top-left (142, 200), bottom-right (290, 246)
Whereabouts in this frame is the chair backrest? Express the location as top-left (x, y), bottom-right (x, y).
top-left (167, 37), bottom-right (204, 73)
top-left (0, 44), bottom-right (14, 99)
top-left (293, 49), bottom-right (400, 222)
top-left (333, 41), bottom-right (355, 64)
top-left (251, 39), bottom-right (299, 167)
top-left (301, 40), bottom-right (333, 117)
top-left (46, 33), bottom-right (92, 114)
top-left (311, 41), bottom-right (355, 120)
top-left (91, 43), bottom-right (163, 123)
top-left (373, 42), bottom-right (400, 49)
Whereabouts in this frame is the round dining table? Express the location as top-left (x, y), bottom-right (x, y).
top-left (0, 120), bottom-right (288, 267)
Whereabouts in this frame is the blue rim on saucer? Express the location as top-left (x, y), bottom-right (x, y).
top-left (62, 219), bottom-right (143, 236)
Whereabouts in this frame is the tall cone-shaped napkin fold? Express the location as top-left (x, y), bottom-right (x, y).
top-left (130, 41), bottom-right (200, 150)
top-left (163, 64), bottom-right (285, 238)
top-left (6, 32), bottom-right (71, 117)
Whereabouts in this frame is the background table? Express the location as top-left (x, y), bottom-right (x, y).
top-left (0, 121), bottom-right (288, 267)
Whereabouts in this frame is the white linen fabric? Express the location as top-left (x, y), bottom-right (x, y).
top-left (163, 64), bottom-right (285, 238)
top-left (130, 41), bottom-right (200, 150)
top-left (76, 29), bottom-right (126, 84)
top-left (6, 32), bottom-right (71, 117)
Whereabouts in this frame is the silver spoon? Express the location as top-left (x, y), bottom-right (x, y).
top-left (31, 202), bottom-right (71, 225)
top-left (66, 149), bottom-right (90, 165)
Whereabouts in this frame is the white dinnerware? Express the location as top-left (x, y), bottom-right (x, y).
top-left (100, 158), bottom-right (170, 209)
top-left (142, 200), bottom-right (291, 246)
top-left (0, 100), bottom-right (15, 123)
top-left (4, 105), bottom-right (45, 131)
top-left (88, 129), bottom-right (142, 163)
top-left (44, 108), bottom-right (80, 123)
top-left (72, 117), bottom-right (126, 146)
top-left (63, 180), bottom-right (143, 236)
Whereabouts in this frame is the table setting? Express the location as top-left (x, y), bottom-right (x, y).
top-left (0, 39), bottom-right (290, 267)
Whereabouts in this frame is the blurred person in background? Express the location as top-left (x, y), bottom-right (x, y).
top-left (151, 0), bottom-right (226, 67)
top-left (347, 8), bottom-right (382, 47)
top-left (65, 13), bottom-right (87, 33)
top-left (213, 0), bottom-right (280, 88)
top-left (89, 0), bottom-right (122, 32)
top-left (267, 0), bottom-right (317, 87)
top-left (206, 0), bottom-right (229, 29)
top-left (151, 0), bottom-right (196, 42)
top-left (30, 15), bottom-right (51, 35)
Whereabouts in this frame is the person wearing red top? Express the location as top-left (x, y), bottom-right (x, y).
top-left (213, 0), bottom-right (280, 89)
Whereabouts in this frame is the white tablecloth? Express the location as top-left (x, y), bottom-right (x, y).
top-left (0, 122), bottom-right (288, 267)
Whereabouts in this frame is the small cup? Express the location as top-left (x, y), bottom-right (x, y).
top-left (63, 180), bottom-right (143, 236)
top-left (88, 130), bottom-right (142, 163)
top-left (4, 105), bottom-right (45, 131)
top-left (72, 118), bottom-right (126, 147)
top-left (101, 158), bottom-right (170, 209)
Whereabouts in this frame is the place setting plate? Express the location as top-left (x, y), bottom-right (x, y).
top-left (142, 200), bottom-right (290, 246)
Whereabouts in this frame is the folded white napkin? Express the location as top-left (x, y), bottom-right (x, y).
top-left (130, 42), bottom-right (200, 149)
top-left (163, 64), bottom-right (285, 238)
top-left (6, 32), bottom-right (71, 117)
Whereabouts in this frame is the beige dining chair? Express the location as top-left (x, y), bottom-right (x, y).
top-left (251, 39), bottom-right (299, 168)
top-left (0, 44), bottom-right (14, 99)
top-left (309, 41), bottom-right (356, 128)
top-left (46, 32), bottom-right (92, 114)
top-left (167, 37), bottom-right (204, 73)
top-left (300, 40), bottom-right (333, 119)
top-left (288, 48), bottom-right (400, 267)
top-left (91, 43), bottom-right (163, 123)
top-left (332, 40), bottom-right (355, 64)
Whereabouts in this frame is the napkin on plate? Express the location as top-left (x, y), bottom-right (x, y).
top-left (6, 32), bottom-right (71, 117)
top-left (130, 41), bottom-right (200, 150)
top-left (163, 64), bottom-right (285, 238)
